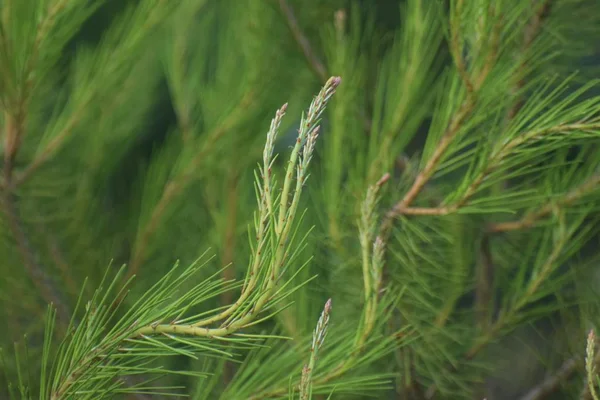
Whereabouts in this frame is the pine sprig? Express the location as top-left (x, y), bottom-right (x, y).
top-left (29, 77), bottom-right (342, 399)
top-left (299, 299), bottom-right (332, 400)
top-left (586, 329), bottom-right (600, 400)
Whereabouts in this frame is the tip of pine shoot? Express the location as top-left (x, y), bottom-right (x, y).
top-left (329, 76), bottom-right (342, 88)
top-left (377, 173), bottom-right (391, 187)
top-left (324, 298), bottom-right (332, 312)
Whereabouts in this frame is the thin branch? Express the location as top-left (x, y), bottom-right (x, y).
top-left (519, 355), bottom-right (581, 400)
top-left (380, 4), bottom-right (500, 237)
top-left (488, 173), bottom-right (600, 233)
top-left (383, 122), bottom-right (600, 219)
top-left (278, 0), bottom-right (327, 83)
top-left (381, 1), bottom-right (557, 223)
top-left (449, 0), bottom-right (473, 94)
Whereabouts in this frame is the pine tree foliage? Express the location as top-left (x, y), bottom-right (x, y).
top-left (2, 0), bottom-right (600, 399)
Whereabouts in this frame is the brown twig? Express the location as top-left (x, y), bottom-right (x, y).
top-left (381, 2), bottom-right (557, 224)
top-left (382, 121), bottom-right (600, 220)
top-left (488, 173), bottom-right (600, 233)
top-left (519, 355), bottom-right (581, 400)
top-left (515, 331), bottom-right (600, 400)
top-left (379, 97), bottom-right (474, 236)
top-left (277, 0), bottom-right (327, 83)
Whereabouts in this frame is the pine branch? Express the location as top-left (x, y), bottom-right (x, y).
top-left (157, 79), bottom-right (339, 339)
top-left (468, 232), bottom-right (568, 358)
top-left (383, 123), bottom-right (600, 218)
top-left (13, 1), bottom-right (173, 188)
top-left (380, 2), bottom-right (500, 235)
top-left (246, 174), bottom-right (395, 400)
top-left (34, 222), bottom-right (80, 299)
top-left (278, 2), bottom-right (373, 136)
top-left (46, 78), bottom-right (341, 399)
top-left (6, 0), bottom-right (81, 187)
top-left (582, 329), bottom-right (600, 400)
top-left (299, 299), bottom-right (332, 400)
top-left (190, 78), bottom-right (340, 331)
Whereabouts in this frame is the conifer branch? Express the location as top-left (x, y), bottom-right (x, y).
top-left (381, 4), bottom-right (500, 234)
top-left (35, 222), bottom-right (79, 299)
top-left (133, 77), bottom-right (340, 335)
top-left (519, 332), bottom-right (600, 400)
top-left (475, 234), bottom-right (494, 332)
top-left (583, 329), bottom-right (600, 400)
top-left (384, 123), bottom-right (600, 218)
top-left (468, 232), bottom-right (567, 358)
top-left (189, 103), bottom-right (288, 330)
top-left (46, 79), bottom-right (341, 399)
top-left (2, 2), bottom-right (599, 399)
top-left (192, 78), bottom-right (340, 331)
top-left (247, 175), bottom-right (392, 400)
top-left (14, 2), bottom-right (173, 188)
top-left (299, 299), bottom-right (332, 400)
